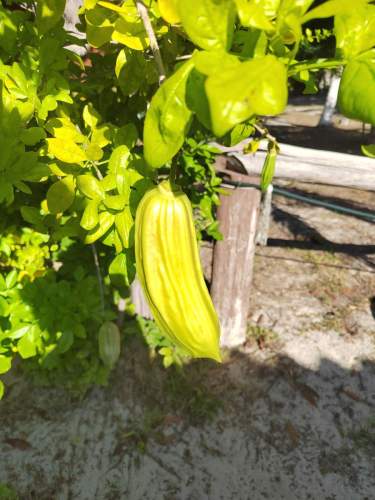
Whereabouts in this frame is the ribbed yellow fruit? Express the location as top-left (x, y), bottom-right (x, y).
top-left (135, 180), bottom-right (221, 362)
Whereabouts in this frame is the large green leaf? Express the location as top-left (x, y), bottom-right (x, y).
top-left (335, 4), bottom-right (375, 59)
top-left (338, 55), bottom-right (375, 125)
top-left (143, 60), bottom-right (194, 168)
top-left (177, 0), bottom-right (236, 50)
top-left (205, 55), bottom-right (288, 136)
top-left (77, 175), bottom-right (104, 199)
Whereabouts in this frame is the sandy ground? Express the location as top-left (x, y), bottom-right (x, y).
top-left (0, 104), bottom-right (374, 500)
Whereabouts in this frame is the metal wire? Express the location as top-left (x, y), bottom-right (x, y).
top-left (222, 179), bottom-right (375, 223)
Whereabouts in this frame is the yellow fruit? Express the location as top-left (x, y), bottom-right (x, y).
top-left (135, 180), bottom-right (221, 362)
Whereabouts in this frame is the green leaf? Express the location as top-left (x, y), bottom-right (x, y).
top-left (0, 380), bottom-right (4, 399)
top-left (143, 60), bottom-right (194, 168)
top-left (85, 143), bottom-right (103, 161)
top-left (47, 138), bottom-right (87, 164)
top-left (109, 250), bottom-right (136, 288)
top-left (178, 0), bottom-right (236, 50)
top-left (192, 50), bottom-right (241, 76)
top-left (112, 18), bottom-right (149, 51)
top-left (17, 326), bottom-right (39, 359)
top-left (5, 269), bottom-right (17, 289)
top-left (205, 55), bottom-right (288, 136)
top-left (338, 56), bottom-right (375, 126)
top-left (47, 176), bottom-right (76, 214)
top-left (113, 123), bottom-right (139, 149)
top-left (103, 194), bottom-right (127, 211)
top-left (0, 354), bottom-right (11, 374)
top-left (45, 118), bottom-right (85, 143)
top-left (108, 145), bottom-right (131, 193)
top-left (0, 297), bottom-right (10, 317)
top-left (235, 0), bottom-right (274, 30)
top-left (260, 145), bottom-right (277, 192)
top-left (84, 211), bottom-right (115, 244)
top-left (56, 330), bottom-right (74, 354)
top-left (77, 175), bottom-right (104, 199)
top-left (80, 199), bottom-right (100, 230)
top-left (20, 127), bottom-right (47, 146)
top-left (83, 103), bottom-right (101, 129)
top-left (36, 0), bottom-right (66, 35)
top-left (361, 144), bottom-right (375, 158)
top-left (115, 208), bottom-right (134, 248)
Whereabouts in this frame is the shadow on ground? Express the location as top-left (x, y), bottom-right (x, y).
top-left (0, 334), bottom-right (374, 500)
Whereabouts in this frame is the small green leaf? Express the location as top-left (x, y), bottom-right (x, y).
top-left (77, 175), bottom-right (104, 199)
top-left (0, 355), bottom-right (11, 375)
top-left (260, 145), bottom-right (277, 192)
top-left (108, 145), bottom-right (131, 194)
top-left (103, 194), bottom-right (127, 211)
top-left (115, 208), bottom-right (134, 248)
top-left (0, 380), bottom-right (4, 399)
top-left (83, 103), bottom-right (101, 129)
top-left (47, 176), bottom-right (76, 214)
top-left (143, 60), bottom-right (194, 168)
top-left (109, 250), bottom-right (136, 288)
top-left (5, 269), bottom-right (17, 289)
top-left (85, 143), bottom-right (103, 161)
top-left (80, 199), bottom-right (100, 230)
top-left (17, 326), bottom-right (40, 359)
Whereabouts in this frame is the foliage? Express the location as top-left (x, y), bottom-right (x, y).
top-left (1, 0), bottom-right (375, 397)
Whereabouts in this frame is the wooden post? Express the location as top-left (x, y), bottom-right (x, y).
top-left (131, 279), bottom-right (152, 319)
top-left (211, 186), bottom-right (261, 348)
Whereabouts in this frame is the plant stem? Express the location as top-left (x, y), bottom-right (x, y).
top-left (91, 244), bottom-right (105, 315)
top-left (288, 58), bottom-right (345, 76)
top-left (136, 0), bottom-right (166, 83)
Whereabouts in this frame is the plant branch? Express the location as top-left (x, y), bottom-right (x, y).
top-left (136, 0), bottom-right (166, 83)
top-left (91, 244), bottom-right (105, 315)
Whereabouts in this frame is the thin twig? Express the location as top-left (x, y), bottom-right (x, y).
top-left (91, 244), bottom-right (105, 315)
top-left (253, 123), bottom-right (277, 144)
top-left (136, 0), bottom-right (166, 83)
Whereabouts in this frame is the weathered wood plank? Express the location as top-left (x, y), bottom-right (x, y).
top-left (211, 187), bottom-right (261, 347)
top-left (216, 141), bottom-right (375, 191)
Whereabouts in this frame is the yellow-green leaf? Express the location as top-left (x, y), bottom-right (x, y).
top-left (115, 208), bottom-right (134, 248)
top-left (47, 138), bottom-right (87, 164)
top-left (84, 211), bottom-right (115, 244)
top-left (112, 18), bottom-right (149, 50)
top-left (81, 199), bottom-right (100, 230)
top-left (77, 174), bottom-right (104, 199)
